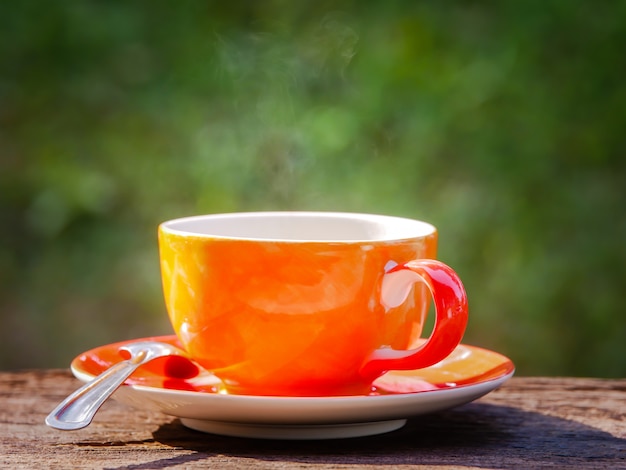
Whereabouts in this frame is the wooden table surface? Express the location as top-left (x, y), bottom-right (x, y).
top-left (1, 370), bottom-right (624, 469)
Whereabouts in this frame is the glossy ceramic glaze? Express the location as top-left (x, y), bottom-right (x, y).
top-left (158, 212), bottom-right (469, 396)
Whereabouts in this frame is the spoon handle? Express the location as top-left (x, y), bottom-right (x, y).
top-left (45, 351), bottom-right (149, 430)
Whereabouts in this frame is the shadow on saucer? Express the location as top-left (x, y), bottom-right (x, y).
top-left (125, 402), bottom-right (623, 469)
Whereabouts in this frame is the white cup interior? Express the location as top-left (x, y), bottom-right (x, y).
top-left (160, 212), bottom-right (435, 242)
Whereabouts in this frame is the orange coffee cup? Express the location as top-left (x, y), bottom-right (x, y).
top-left (158, 212), bottom-right (468, 396)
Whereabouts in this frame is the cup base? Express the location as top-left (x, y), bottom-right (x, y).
top-left (220, 380), bottom-right (376, 398)
top-left (180, 418), bottom-right (407, 440)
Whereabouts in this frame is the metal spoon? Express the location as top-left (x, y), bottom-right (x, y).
top-left (45, 341), bottom-right (198, 431)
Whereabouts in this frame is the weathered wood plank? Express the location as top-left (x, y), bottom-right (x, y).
top-left (1, 371), bottom-right (624, 469)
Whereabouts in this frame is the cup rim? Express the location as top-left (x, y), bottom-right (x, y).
top-left (159, 211), bottom-right (437, 243)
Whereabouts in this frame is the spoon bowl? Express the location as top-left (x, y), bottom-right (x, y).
top-left (46, 341), bottom-right (200, 430)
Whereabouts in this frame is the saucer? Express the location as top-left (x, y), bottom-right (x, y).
top-left (71, 336), bottom-right (514, 440)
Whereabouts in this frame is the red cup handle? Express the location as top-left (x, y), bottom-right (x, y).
top-left (360, 259), bottom-right (468, 380)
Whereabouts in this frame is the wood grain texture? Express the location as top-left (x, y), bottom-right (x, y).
top-left (1, 371), bottom-right (624, 469)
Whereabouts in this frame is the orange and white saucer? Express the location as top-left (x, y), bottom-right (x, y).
top-left (71, 336), bottom-right (514, 440)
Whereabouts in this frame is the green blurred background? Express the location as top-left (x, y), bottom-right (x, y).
top-left (1, 1), bottom-right (625, 377)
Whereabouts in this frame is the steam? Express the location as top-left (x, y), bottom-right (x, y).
top-left (197, 16), bottom-right (360, 208)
